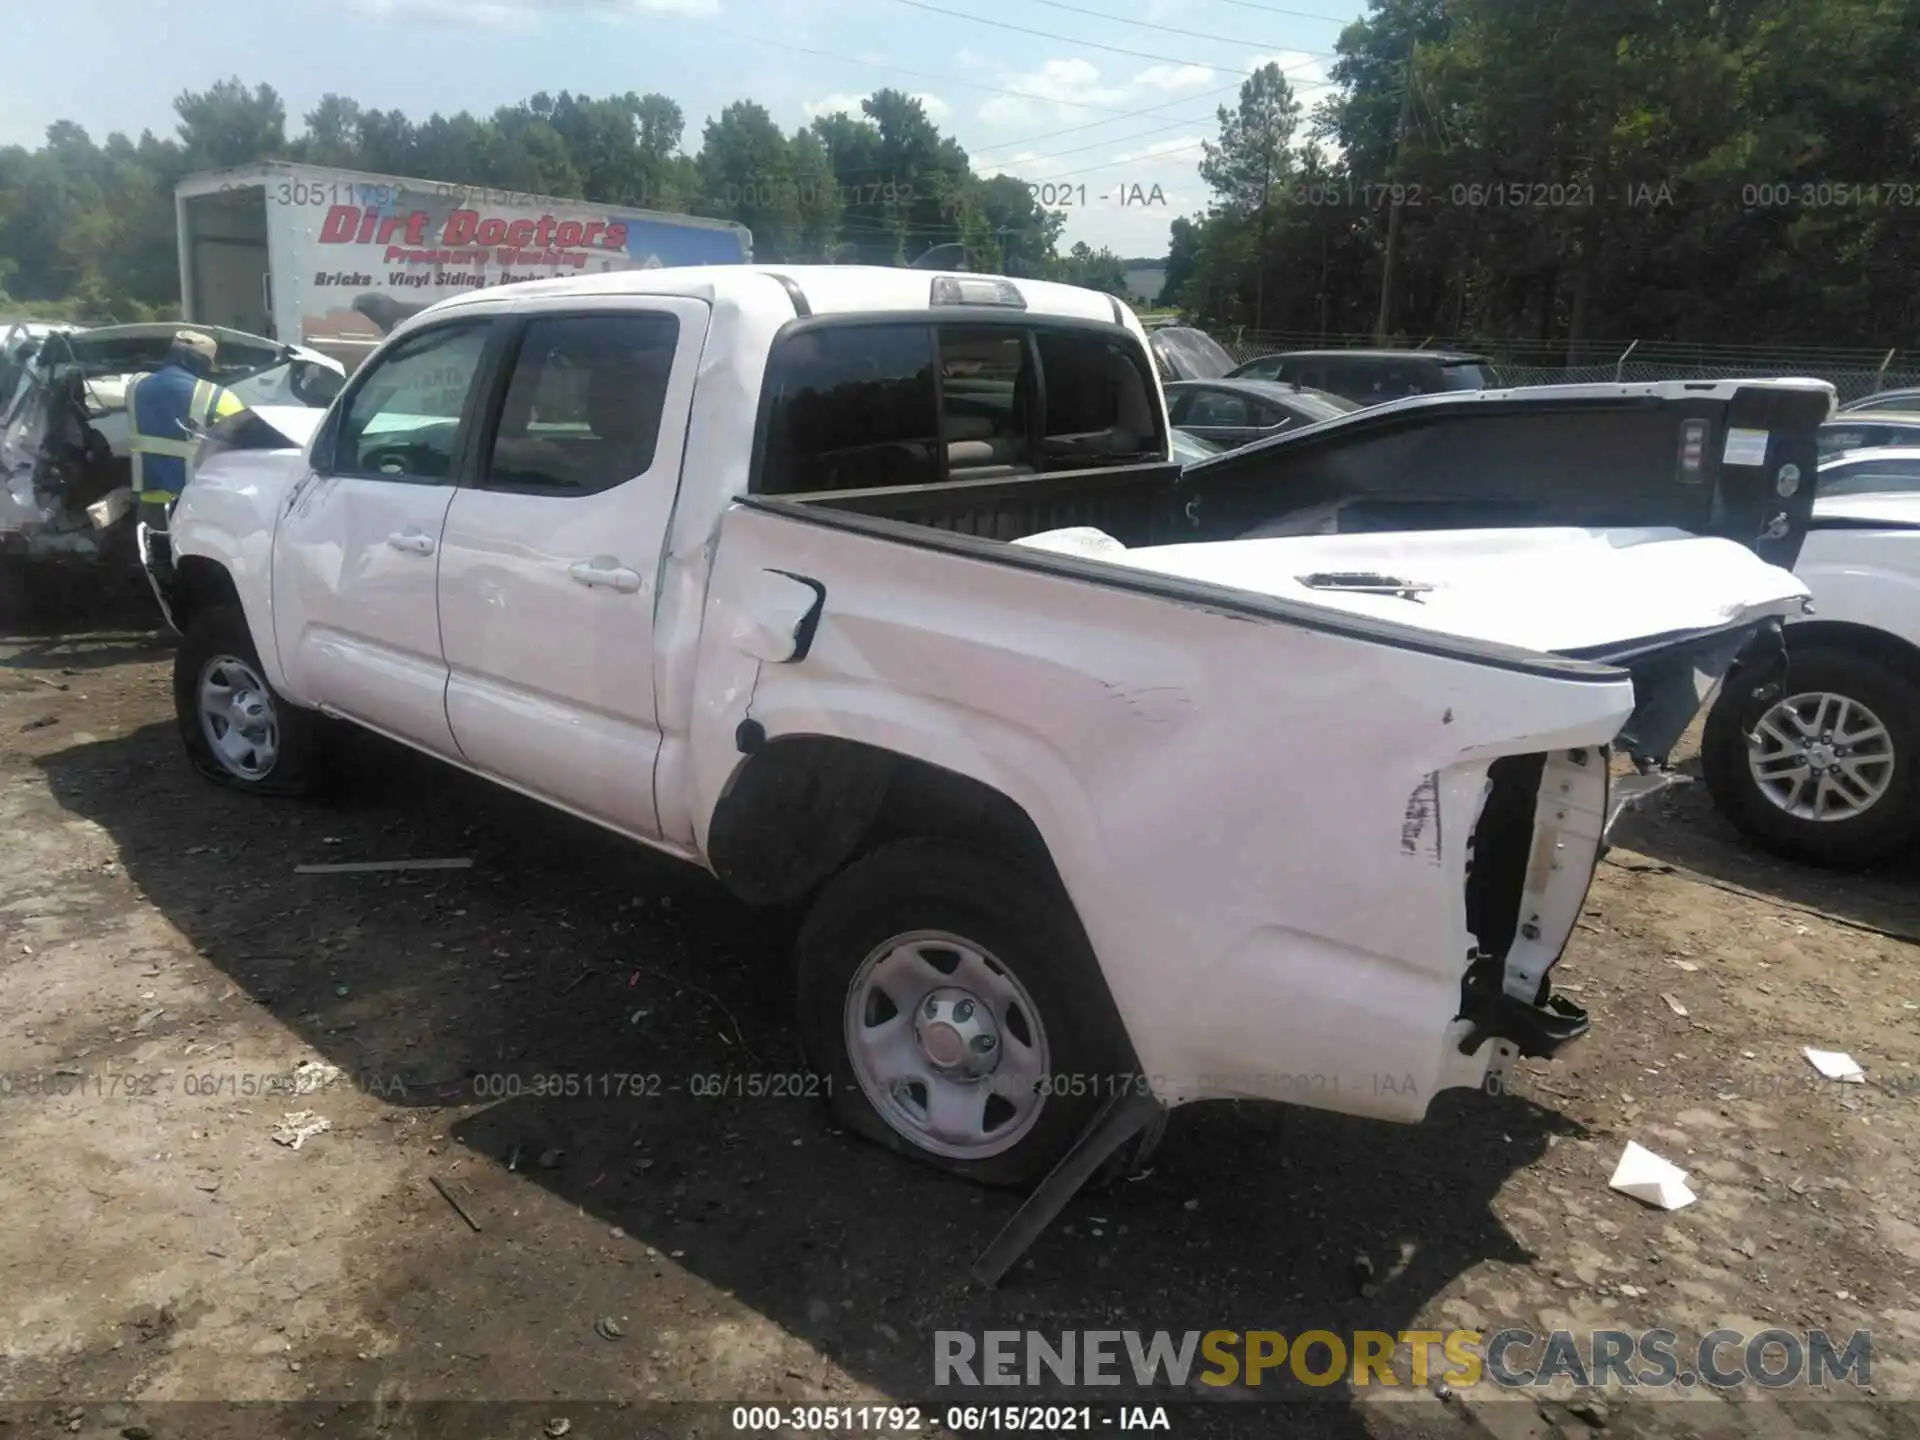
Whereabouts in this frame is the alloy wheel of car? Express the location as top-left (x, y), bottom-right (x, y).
top-left (1745, 689), bottom-right (1894, 823)
top-left (196, 654), bottom-right (281, 781)
top-left (843, 928), bottom-right (1052, 1161)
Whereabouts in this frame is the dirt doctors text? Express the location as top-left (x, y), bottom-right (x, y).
top-left (933, 1328), bottom-right (1872, 1391)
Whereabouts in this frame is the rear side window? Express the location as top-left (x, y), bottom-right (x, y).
top-left (1819, 457), bottom-right (1920, 498)
top-left (761, 324), bottom-right (940, 494)
top-left (760, 321), bottom-right (1160, 495)
top-left (1185, 390), bottom-right (1251, 427)
top-left (483, 313), bottom-right (680, 495)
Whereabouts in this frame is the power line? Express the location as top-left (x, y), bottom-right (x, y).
top-left (1019, 138), bottom-right (1212, 183)
top-left (1030, 0), bottom-right (1329, 52)
top-left (980, 111), bottom-right (1228, 170)
top-left (713, 26), bottom-right (1212, 120)
top-left (1205, 0), bottom-right (1358, 20)
top-left (887, 0), bottom-right (1259, 76)
top-left (969, 81), bottom-right (1244, 159)
top-left (971, 51), bottom-right (1332, 161)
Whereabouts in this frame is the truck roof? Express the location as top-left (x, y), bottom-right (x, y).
top-left (421, 264), bottom-right (1136, 328)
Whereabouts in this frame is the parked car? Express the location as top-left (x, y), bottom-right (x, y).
top-left (1169, 428), bottom-right (1223, 466)
top-left (1229, 348), bottom-right (1502, 407)
top-left (148, 264), bottom-right (1819, 1196)
top-left (1836, 387), bottom-right (1920, 415)
top-left (1164, 378), bottom-right (1358, 450)
top-left (1145, 325), bottom-right (1237, 381)
top-left (1819, 412), bottom-right (1920, 458)
top-left (1703, 447), bottom-right (1920, 866)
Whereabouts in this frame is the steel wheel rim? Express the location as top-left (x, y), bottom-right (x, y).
top-left (1746, 689), bottom-right (1894, 823)
top-left (843, 929), bottom-right (1051, 1160)
top-left (196, 654), bottom-right (280, 781)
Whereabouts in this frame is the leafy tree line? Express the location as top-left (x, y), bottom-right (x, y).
top-left (0, 79), bottom-right (1130, 321)
top-left (1169, 0), bottom-right (1920, 354)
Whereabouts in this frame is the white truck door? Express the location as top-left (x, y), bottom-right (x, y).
top-left (272, 317), bottom-right (495, 756)
top-left (436, 298), bottom-right (710, 839)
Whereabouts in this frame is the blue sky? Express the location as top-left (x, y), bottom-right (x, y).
top-left (0, 0), bottom-right (1368, 258)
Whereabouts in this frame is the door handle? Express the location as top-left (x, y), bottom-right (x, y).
top-left (387, 530), bottom-right (435, 555)
top-left (569, 558), bottom-right (644, 594)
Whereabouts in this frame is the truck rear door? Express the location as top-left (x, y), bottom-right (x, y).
top-left (436, 296), bottom-right (709, 840)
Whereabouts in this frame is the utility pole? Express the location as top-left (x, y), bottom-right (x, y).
top-left (1373, 42), bottom-right (1417, 345)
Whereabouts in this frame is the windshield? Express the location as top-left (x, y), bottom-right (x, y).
top-left (1149, 328), bottom-right (1236, 381)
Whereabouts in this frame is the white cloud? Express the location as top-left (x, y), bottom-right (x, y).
top-left (1130, 64), bottom-right (1217, 94)
top-left (802, 92), bottom-right (869, 121)
top-left (976, 59), bottom-right (1131, 130)
top-left (800, 91), bottom-right (949, 123)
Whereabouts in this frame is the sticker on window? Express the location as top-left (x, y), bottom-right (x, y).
top-left (1723, 427), bottom-right (1770, 466)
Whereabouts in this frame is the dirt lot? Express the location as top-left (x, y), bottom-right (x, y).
top-left (2, 614), bottom-right (1918, 1440)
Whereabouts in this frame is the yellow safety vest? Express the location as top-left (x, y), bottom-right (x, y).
top-left (126, 371), bottom-right (248, 496)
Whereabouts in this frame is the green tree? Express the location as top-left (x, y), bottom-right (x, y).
top-left (173, 79), bottom-right (286, 169)
top-left (1199, 63), bottom-right (1303, 329)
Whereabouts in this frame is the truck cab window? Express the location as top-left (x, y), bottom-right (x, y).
top-left (1033, 330), bottom-right (1159, 467)
top-left (939, 327), bottom-right (1032, 479)
top-left (761, 324), bottom-right (939, 495)
top-left (334, 322), bottom-right (490, 481)
top-left (485, 313), bottom-right (680, 495)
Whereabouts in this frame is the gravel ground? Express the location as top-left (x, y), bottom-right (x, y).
top-left (1, 616), bottom-right (1917, 1440)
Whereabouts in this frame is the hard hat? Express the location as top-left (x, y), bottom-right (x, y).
top-left (172, 329), bottom-right (219, 365)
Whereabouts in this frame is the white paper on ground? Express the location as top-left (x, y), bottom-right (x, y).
top-left (1608, 1141), bottom-right (1698, 1210)
top-left (1804, 1047), bottom-right (1866, 1083)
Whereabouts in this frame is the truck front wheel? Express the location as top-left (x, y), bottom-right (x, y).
top-left (1702, 643), bottom-right (1920, 868)
top-left (796, 838), bottom-right (1151, 1188)
top-left (173, 604), bottom-right (324, 796)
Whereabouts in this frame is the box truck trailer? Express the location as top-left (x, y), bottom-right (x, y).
top-left (175, 161), bottom-right (754, 372)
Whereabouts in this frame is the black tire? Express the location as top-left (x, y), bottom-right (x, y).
top-left (1702, 642), bottom-right (1920, 868)
top-left (796, 838), bottom-right (1147, 1189)
top-left (173, 603), bottom-right (325, 797)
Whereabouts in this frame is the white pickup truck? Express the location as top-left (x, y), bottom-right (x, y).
top-left (144, 265), bottom-right (1827, 1196)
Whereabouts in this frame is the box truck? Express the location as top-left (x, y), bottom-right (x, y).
top-left (175, 161), bottom-right (753, 372)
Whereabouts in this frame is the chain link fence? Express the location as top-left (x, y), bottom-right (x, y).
top-left (1215, 332), bottom-right (1917, 404)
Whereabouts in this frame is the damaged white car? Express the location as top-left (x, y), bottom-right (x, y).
top-left (0, 322), bottom-right (342, 615)
top-left (143, 267), bottom-right (1826, 1263)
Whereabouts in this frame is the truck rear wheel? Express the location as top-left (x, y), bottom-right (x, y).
top-left (795, 838), bottom-right (1152, 1189)
top-left (1702, 643), bottom-right (1920, 868)
top-left (174, 604), bottom-right (324, 796)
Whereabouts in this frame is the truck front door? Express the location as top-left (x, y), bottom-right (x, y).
top-left (436, 299), bottom-right (709, 840)
top-left (272, 317), bottom-right (495, 756)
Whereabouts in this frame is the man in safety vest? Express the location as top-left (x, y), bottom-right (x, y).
top-left (124, 329), bottom-right (247, 532)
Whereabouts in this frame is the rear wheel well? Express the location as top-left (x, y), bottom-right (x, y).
top-left (170, 555), bottom-right (243, 634)
top-left (1785, 620), bottom-right (1920, 678)
top-left (705, 736), bottom-right (1060, 907)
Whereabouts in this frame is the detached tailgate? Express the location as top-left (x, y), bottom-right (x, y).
top-left (1182, 378), bottom-right (1832, 571)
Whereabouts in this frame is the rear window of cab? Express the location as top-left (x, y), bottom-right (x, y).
top-left (757, 321), bottom-right (1164, 496)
